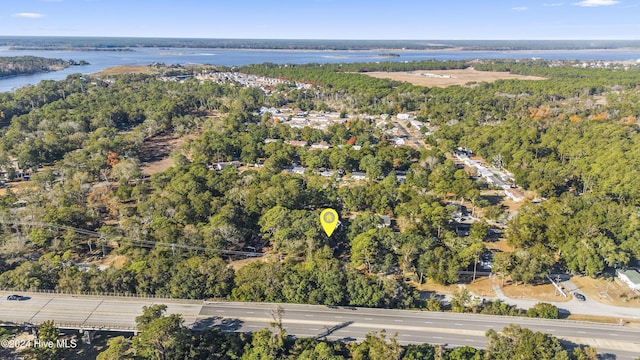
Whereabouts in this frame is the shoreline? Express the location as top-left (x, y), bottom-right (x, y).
top-left (4, 46), bottom-right (640, 54)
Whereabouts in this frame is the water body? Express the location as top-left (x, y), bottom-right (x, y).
top-left (2, 46), bottom-right (640, 93)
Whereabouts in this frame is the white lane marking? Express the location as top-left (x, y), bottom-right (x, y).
top-left (394, 319), bottom-right (403, 322)
top-left (364, 317), bottom-right (373, 320)
top-left (305, 314), bottom-right (313, 317)
top-left (424, 321), bottom-right (433, 324)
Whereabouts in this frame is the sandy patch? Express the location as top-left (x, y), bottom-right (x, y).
top-left (95, 65), bottom-right (156, 76)
top-left (501, 282), bottom-right (572, 303)
top-left (228, 256), bottom-right (265, 271)
top-left (139, 132), bottom-right (194, 176)
top-left (466, 276), bottom-right (498, 298)
top-left (571, 275), bottom-right (640, 308)
top-left (484, 240), bottom-right (514, 253)
top-left (411, 279), bottom-right (460, 295)
top-left (0, 180), bottom-right (34, 196)
top-left (92, 254), bottom-right (128, 269)
top-left (364, 68), bottom-right (546, 88)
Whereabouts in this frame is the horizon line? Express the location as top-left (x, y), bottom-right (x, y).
top-left (1, 36), bottom-right (640, 42)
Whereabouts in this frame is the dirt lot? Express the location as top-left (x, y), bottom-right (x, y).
top-left (364, 68), bottom-right (546, 88)
top-left (228, 256), bottom-right (265, 271)
top-left (501, 281), bottom-right (572, 302)
top-left (95, 65), bottom-right (156, 76)
top-left (411, 279), bottom-right (460, 295)
top-left (464, 276), bottom-right (570, 302)
top-left (138, 132), bottom-right (194, 176)
top-left (571, 275), bottom-right (640, 307)
top-left (0, 180), bottom-right (35, 196)
top-left (484, 240), bottom-right (514, 253)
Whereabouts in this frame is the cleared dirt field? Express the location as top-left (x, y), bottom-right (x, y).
top-left (364, 68), bottom-right (546, 88)
top-left (95, 65), bottom-right (156, 76)
top-left (501, 281), bottom-right (572, 302)
top-left (571, 275), bottom-right (640, 307)
top-left (139, 132), bottom-right (196, 176)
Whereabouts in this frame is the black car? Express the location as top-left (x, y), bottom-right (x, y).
top-left (7, 294), bottom-right (27, 301)
top-left (574, 293), bottom-right (586, 301)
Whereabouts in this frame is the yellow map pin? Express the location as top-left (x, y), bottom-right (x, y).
top-left (320, 208), bottom-right (339, 237)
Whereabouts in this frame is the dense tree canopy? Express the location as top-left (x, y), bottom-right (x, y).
top-left (0, 58), bottom-right (637, 325)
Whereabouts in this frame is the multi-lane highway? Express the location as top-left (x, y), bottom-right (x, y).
top-left (0, 292), bottom-right (639, 359)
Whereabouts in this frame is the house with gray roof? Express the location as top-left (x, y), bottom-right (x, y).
top-left (617, 268), bottom-right (640, 292)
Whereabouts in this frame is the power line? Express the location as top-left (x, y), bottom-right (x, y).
top-left (0, 220), bottom-right (265, 257)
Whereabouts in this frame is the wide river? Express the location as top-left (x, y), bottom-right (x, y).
top-left (2, 46), bottom-right (640, 93)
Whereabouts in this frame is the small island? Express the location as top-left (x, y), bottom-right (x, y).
top-left (0, 56), bottom-right (89, 78)
top-left (378, 52), bottom-right (401, 57)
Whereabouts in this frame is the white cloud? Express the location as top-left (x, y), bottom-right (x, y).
top-left (11, 12), bottom-right (46, 19)
top-left (573, 0), bottom-right (620, 6)
top-left (512, 6), bottom-right (529, 11)
top-left (544, 3), bottom-right (565, 6)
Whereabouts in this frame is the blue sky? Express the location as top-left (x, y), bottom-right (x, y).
top-left (1, 0), bottom-right (638, 40)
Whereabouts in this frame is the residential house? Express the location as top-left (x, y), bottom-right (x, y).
top-left (397, 113), bottom-right (413, 121)
top-left (351, 172), bottom-right (367, 181)
top-left (378, 215), bottom-right (392, 228)
top-left (617, 269), bottom-right (640, 291)
top-left (310, 142), bottom-right (331, 150)
top-left (287, 140), bottom-right (308, 147)
top-left (291, 166), bottom-right (306, 175)
top-left (209, 161), bottom-right (243, 171)
top-left (505, 188), bottom-right (525, 202)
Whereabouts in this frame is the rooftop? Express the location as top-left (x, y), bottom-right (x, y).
top-left (618, 268), bottom-right (640, 285)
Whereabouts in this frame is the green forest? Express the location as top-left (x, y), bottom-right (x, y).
top-left (0, 57), bottom-right (639, 359)
top-left (0, 56), bottom-right (87, 78)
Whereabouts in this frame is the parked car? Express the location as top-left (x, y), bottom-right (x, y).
top-left (574, 293), bottom-right (586, 301)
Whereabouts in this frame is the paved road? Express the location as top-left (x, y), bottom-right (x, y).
top-left (0, 293), bottom-right (639, 359)
top-left (488, 280), bottom-right (640, 321)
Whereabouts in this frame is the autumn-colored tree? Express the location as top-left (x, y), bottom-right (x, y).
top-left (107, 152), bottom-right (120, 166)
top-left (591, 111), bottom-right (608, 121)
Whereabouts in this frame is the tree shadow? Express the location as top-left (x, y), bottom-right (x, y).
top-left (598, 354), bottom-right (617, 360)
top-left (485, 195), bottom-right (505, 206)
top-left (316, 321), bottom-right (354, 339)
top-left (336, 336), bottom-right (357, 342)
top-left (559, 339), bottom-right (617, 359)
top-left (191, 316), bottom-right (244, 332)
top-left (419, 291), bottom-right (446, 301)
top-left (557, 308), bottom-right (571, 319)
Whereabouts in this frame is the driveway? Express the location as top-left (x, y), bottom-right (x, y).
top-left (489, 281), bottom-right (640, 320)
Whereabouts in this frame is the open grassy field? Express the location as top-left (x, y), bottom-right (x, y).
top-left (94, 65), bottom-right (156, 76)
top-left (363, 68), bottom-right (546, 88)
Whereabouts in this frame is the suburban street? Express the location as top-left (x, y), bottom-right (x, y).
top-left (0, 293), bottom-right (639, 359)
